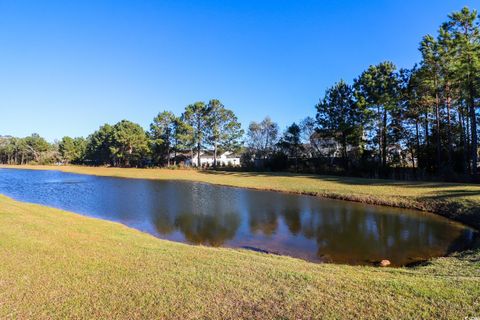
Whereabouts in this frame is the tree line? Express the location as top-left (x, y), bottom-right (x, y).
top-left (245, 7), bottom-right (480, 180)
top-left (0, 134), bottom-right (55, 165)
top-left (1, 99), bottom-right (244, 168)
top-left (1, 7), bottom-right (479, 181)
top-left (77, 99), bottom-right (243, 167)
top-left (310, 7), bottom-right (480, 179)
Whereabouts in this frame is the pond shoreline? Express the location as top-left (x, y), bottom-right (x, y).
top-left (2, 164), bottom-right (479, 232)
top-left (3, 167), bottom-right (475, 266)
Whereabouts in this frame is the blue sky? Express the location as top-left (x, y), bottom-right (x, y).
top-left (0, 0), bottom-right (478, 141)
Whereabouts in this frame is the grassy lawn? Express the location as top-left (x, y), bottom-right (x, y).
top-left (0, 194), bottom-right (479, 319)
top-left (4, 165), bottom-right (480, 229)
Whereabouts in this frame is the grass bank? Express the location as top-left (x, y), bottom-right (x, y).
top-left (3, 165), bottom-right (480, 230)
top-left (0, 194), bottom-right (479, 319)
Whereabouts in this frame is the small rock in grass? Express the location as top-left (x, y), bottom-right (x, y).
top-left (379, 259), bottom-right (391, 267)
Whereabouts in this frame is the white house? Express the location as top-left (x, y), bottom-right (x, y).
top-left (186, 151), bottom-right (241, 167)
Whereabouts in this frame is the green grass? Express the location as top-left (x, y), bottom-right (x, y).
top-left (0, 194), bottom-right (479, 319)
top-left (5, 165), bottom-right (480, 229)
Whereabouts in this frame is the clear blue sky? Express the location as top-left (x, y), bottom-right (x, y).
top-left (0, 0), bottom-right (478, 141)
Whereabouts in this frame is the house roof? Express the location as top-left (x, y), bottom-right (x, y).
top-left (191, 151), bottom-right (241, 158)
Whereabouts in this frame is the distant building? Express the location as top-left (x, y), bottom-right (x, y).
top-left (186, 151), bottom-right (241, 167)
top-left (307, 130), bottom-right (365, 158)
top-left (307, 131), bottom-right (347, 158)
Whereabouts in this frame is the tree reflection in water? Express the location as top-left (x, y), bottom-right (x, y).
top-left (147, 181), bottom-right (477, 265)
top-left (174, 211), bottom-right (241, 246)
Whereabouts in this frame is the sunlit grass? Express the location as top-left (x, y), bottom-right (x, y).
top-left (0, 194), bottom-right (479, 319)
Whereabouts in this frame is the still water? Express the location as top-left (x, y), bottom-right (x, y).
top-left (0, 168), bottom-right (477, 266)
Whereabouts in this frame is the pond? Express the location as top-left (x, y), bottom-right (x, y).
top-left (0, 168), bottom-right (478, 266)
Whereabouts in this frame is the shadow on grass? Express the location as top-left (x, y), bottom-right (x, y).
top-left (199, 169), bottom-right (480, 189)
top-left (422, 189), bottom-right (480, 199)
